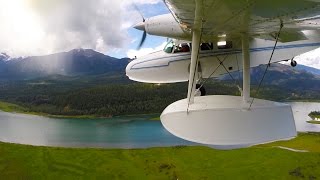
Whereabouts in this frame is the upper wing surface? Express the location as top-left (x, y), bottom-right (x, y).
top-left (165, 0), bottom-right (320, 41)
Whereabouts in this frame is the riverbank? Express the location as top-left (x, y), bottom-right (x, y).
top-left (0, 132), bottom-right (319, 179)
top-left (0, 101), bottom-right (113, 119)
top-left (0, 101), bottom-right (161, 120)
top-left (1, 100), bottom-right (320, 121)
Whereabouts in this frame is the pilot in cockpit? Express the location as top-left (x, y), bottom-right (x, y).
top-left (174, 43), bottom-right (190, 53)
top-left (180, 44), bottom-right (190, 52)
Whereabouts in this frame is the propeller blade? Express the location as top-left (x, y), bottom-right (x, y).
top-left (137, 30), bottom-right (147, 50)
top-left (132, 3), bottom-right (147, 49)
top-left (133, 4), bottom-right (145, 22)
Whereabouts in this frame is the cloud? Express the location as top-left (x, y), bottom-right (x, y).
top-left (0, 0), bottom-right (163, 57)
top-left (3, 0), bottom-right (318, 70)
top-left (131, 0), bottom-right (162, 5)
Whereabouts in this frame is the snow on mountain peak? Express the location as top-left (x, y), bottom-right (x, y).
top-left (0, 53), bottom-right (10, 61)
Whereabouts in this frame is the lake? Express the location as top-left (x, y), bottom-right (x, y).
top-left (0, 113), bottom-right (193, 148)
top-left (290, 102), bottom-right (320, 132)
top-left (0, 102), bottom-right (319, 148)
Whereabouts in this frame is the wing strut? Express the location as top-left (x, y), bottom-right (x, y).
top-left (241, 33), bottom-right (250, 108)
top-left (187, 0), bottom-right (203, 108)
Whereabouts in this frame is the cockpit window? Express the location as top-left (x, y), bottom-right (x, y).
top-left (164, 41), bottom-right (191, 53)
top-left (163, 41), bottom-right (175, 53)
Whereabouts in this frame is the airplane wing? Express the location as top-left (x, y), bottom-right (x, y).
top-left (165, 0), bottom-right (320, 42)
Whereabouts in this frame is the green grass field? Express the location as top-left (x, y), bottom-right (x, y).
top-left (0, 101), bottom-right (27, 113)
top-left (0, 132), bottom-right (319, 179)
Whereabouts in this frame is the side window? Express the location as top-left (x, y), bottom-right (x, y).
top-left (217, 41), bottom-right (232, 49)
top-left (163, 41), bottom-right (175, 53)
top-left (174, 43), bottom-right (190, 53)
top-left (200, 43), bottom-right (213, 51)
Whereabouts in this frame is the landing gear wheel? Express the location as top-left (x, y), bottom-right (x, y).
top-left (196, 84), bottom-right (206, 96)
top-left (290, 60), bottom-right (297, 67)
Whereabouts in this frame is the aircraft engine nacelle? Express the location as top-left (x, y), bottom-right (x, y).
top-left (136, 14), bottom-right (190, 40)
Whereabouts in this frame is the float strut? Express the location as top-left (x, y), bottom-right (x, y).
top-left (187, 0), bottom-right (203, 106)
top-left (242, 33), bottom-right (250, 107)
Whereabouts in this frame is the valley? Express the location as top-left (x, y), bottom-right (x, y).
top-left (0, 49), bottom-right (319, 118)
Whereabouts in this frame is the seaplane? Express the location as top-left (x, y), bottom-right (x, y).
top-left (126, 0), bottom-right (320, 148)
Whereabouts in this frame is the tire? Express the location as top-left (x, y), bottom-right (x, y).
top-left (291, 60), bottom-right (297, 67)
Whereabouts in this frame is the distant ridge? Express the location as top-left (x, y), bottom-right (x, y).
top-left (295, 64), bottom-right (320, 75)
top-left (0, 49), bottom-right (130, 80)
top-left (220, 63), bottom-right (320, 91)
top-left (0, 49), bottom-right (319, 83)
top-left (0, 53), bottom-right (10, 61)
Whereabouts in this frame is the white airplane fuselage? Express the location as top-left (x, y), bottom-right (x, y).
top-left (126, 36), bottom-right (320, 84)
top-left (127, 13), bottom-right (320, 84)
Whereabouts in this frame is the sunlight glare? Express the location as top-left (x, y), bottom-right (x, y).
top-left (0, 0), bottom-right (45, 54)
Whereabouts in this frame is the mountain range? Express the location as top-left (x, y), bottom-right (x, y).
top-left (0, 49), bottom-right (319, 84)
top-left (219, 62), bottom-right (319, 90)
top-left (250, 63), bottom-right (320, 90)
top-left (0, 49), bottom-right (130, 80)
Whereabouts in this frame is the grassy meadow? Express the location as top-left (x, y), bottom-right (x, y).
top-left (0, 132), bottom-right (319, 179)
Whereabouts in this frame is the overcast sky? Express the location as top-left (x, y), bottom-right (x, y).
top-left (0, 0), bottom-right (166, 57)
top-left (0, 0), bottom-right (319, 69)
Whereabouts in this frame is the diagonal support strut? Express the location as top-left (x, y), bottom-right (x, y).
top-left (187, 0), bottom-right (203, 107)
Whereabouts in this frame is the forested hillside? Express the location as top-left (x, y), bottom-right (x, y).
top-left (0, 78), bottom-right (239, 116)
top-left (0, 73), bottom-right (318, 117)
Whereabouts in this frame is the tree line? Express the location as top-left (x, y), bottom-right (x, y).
top-left (0, 77), bottom-right (318, 117)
